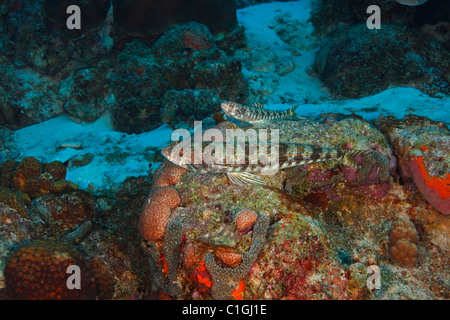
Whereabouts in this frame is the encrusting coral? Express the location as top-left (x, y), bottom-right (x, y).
top-left (204, 212), bottom-right (269, 300)
top-left (138, 159), bottom-right (188, 297)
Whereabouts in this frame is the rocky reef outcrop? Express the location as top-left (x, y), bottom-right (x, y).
top-left (134, 115), bottom-right (449, 300)
top-left (111, 22), bottom-right (248, 133)
top-left (311, 0), bottom-right (450, 98)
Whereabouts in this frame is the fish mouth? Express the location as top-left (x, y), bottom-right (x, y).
top-left (221, 101), bottom-right (235, 117)
top-left (161, 145), bottom-right (171, 159)
top-left (161, 142), bottom-right (189, 169)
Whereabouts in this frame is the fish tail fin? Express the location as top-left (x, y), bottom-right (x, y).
top-left (340, 149), bottom-right (367, 168)
top-left (288, 105), bottom-right (298, 116)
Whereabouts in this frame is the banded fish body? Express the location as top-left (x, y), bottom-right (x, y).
top-left (221, 101), bottom-right (297, 125)
top-left (162, 140), bottom-right (365, 186)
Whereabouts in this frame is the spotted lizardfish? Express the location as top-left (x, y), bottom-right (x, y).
top-left (161, 139), bottom-right (366, 186)
top-left (221, 101), bottom-right (298, 125)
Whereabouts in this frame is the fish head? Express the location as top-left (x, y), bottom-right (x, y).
top-left (221, 101), bottom-right (244, 121)
top-left (161, 141), bottom-right (189, 169)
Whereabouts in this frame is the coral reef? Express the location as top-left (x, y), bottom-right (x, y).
top-left (310, 0), bottom-right (450, 37)
top-left (0, 157), bottom-right (78, 201)
top-left (0, 54), bottom-right (63, 129)
top-left (205, 212), bottom-right (269, 300)
top-left (255, 114), bottom-right (394, 195)
top-left (143, 112), bottom-right (450, 300)
top-left (161, 89), bottom-right (222, 126)
top-left (29, 190), bottom-right (95, 236)
top-left (0, 186), bottom-right (28, 218)
top-left (60, 67), bottom-right (114, 122)
top-left (0, 0), bottom-right (448, 302)
top-left (0, 1), bottom-right (247, 131)
top-left (3, 240), bottom-right (96, 299)
top-left (374, 115), bottom-right (449, 214)
top-left (111, 22), bottom-right (248, 133)
top-left (313, 24), bottom-right (450, 98)
top-left (0, 173), bottom-right (157, 300)
top-left (0, 1), bottom-right (113, 75)
top-left (138, 187), bottom-right (182, 241)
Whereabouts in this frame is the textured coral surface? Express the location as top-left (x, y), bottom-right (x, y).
top-left (4, 240), bottom-right (96, 300)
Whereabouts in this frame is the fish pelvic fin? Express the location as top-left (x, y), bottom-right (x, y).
top-left (227, 172), bottom-right (266, 186)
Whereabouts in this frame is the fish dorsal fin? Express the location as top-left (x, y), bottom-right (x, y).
top-left (227, 172), bottom-right (266, 186)
top-left (288, 105), bottom-right (298, 115)
top-left (251, 103), bottom-right (266, 109)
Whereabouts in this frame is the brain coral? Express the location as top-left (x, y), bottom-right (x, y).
top-left (389, 219), bottom-right (419, 246)
top-left (4, 240), bottom-right (96, 300)
top-left (388, 218), bottom-right (420, 267)
top-left (388, 239), bottom-right (419, 268)
top-left (139, 187), bottom-right (181, 241)
top-left (153, 160), bottom-right (187, 187)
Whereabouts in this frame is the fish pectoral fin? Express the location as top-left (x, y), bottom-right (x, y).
top-left (227, 172), bottom-right (266, 186)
